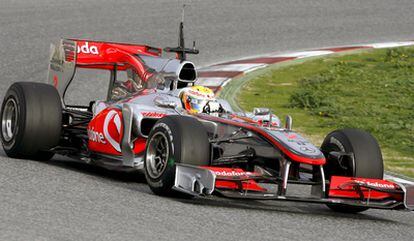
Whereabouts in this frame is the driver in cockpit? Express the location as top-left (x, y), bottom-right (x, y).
top-left (179, 85), bottom-right (224, 114)
top-left (111, 69), bottom-right (144, 100)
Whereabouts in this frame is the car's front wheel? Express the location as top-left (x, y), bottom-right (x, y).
top-left (321, 128), bottom-right (384, 213)
top-left (144, 115), bottom-right (210, 196)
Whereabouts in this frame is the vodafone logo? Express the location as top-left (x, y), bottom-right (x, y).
top-left (354, 180), bottom-right (396, 189)
top-left (77, 42), bottom-right (99, 55)
top-left (214, 170), bottom-right (252, 177)
top-left (142, 112), bottom-right (166, 118)
top-left (103, 110), bottom-right (122, 152)
top-left (87, 127), bottom-right (106, 144)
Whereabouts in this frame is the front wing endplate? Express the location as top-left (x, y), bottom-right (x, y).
top-left (173, 164), bottom-right (216, 196)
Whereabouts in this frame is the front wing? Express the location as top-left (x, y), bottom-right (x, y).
top-left (173, 164), bottom-right (414, 211)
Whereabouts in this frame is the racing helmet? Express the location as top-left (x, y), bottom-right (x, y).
top-left (180, 86), bottom-right (221, 114)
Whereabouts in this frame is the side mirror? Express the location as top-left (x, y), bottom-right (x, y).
top-left (285, 115), bottom-right (292, 130)
top-left (253, 108), bottom-right (270, 116)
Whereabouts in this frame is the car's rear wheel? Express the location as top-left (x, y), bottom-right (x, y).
top-left (321, 128), bottom-right (384, 213)
top-left (1, 82), bottom-right (62, 160)
top-left (144, 115), bottom-right (210, 196)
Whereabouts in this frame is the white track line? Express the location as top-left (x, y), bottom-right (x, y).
top-left (385, 175), bottom-right (414, 185)
top-left (274, 50), bottom-right (334, 58)
top-left (196, 77), bottom-right (228, 86)
top-left (199, 63), bottom-right (267, 72)
top-left (369, 41), bottom-right (414, 49)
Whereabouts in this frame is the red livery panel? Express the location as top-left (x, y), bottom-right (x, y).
top-left (329, 176), bottom-right (403, 201)
top-left (71, 39), bottom-right (162, 82)
top-left (87, 108), bottom-right (146, 156)
top-left (203, 167), bottom-right (266, 192)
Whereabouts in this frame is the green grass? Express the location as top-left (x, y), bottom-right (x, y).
top-left (229, 47), bottom-right (414, 177)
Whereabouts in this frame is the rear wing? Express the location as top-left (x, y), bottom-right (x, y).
top-left (47, 38), bottom-right (198, 101)
top-left (46, 39), bottom-right (162, 100)
top-left (47, 39), bottom-right (77, 97)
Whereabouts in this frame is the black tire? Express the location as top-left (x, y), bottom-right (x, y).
top-left (1, 82), bottom-right (62, 160)
top-left (321, 128), bottom-right (384, 213)
top-left (144, 115), bottom-right (210, 196)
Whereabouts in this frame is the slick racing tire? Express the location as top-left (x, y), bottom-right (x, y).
top-left (1, 82), bottom-right (62, 160)
top-left (144, 115), bottom-right (210, 196)
top-left (321, 128), bottom-right (384, 213)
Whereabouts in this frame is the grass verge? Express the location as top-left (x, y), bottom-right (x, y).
top-left (221, 47), bottom-right (414, 178)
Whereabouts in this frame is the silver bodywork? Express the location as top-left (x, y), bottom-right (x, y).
top-left (93, 86), bottom-right (324, 172)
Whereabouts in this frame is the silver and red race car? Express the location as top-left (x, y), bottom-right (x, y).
top-left (1, 26), bottom-right (413, 213)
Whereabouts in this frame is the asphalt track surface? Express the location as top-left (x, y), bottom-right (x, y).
top-left (1, 0), bottom-right (414, 240)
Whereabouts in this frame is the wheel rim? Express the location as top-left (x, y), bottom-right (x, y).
top-left (146, 132), bottom-right (170, 179)
top-left (1, 98), bottom-right (18, 142)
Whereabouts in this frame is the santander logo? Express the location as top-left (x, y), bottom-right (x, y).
top-left (103, 110), bottom-right (122, 152)
top-left (77, 42), bottom-right (99, 55)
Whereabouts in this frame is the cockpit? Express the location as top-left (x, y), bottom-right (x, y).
top-left (110, 55), bottom-right (197, 100)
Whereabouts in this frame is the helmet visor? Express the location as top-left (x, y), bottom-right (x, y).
top-left (188, 97), bottom-right (208, 113)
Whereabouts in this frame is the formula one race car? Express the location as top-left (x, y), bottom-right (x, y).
top-left (1, 25), bottom-right (413, 214)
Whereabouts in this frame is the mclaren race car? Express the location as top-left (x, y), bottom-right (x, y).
top-left (1, 27), bottom-right (413, 214)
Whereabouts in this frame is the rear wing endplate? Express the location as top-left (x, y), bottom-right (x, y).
top-left (47, 39), bottom-right (77, 99)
